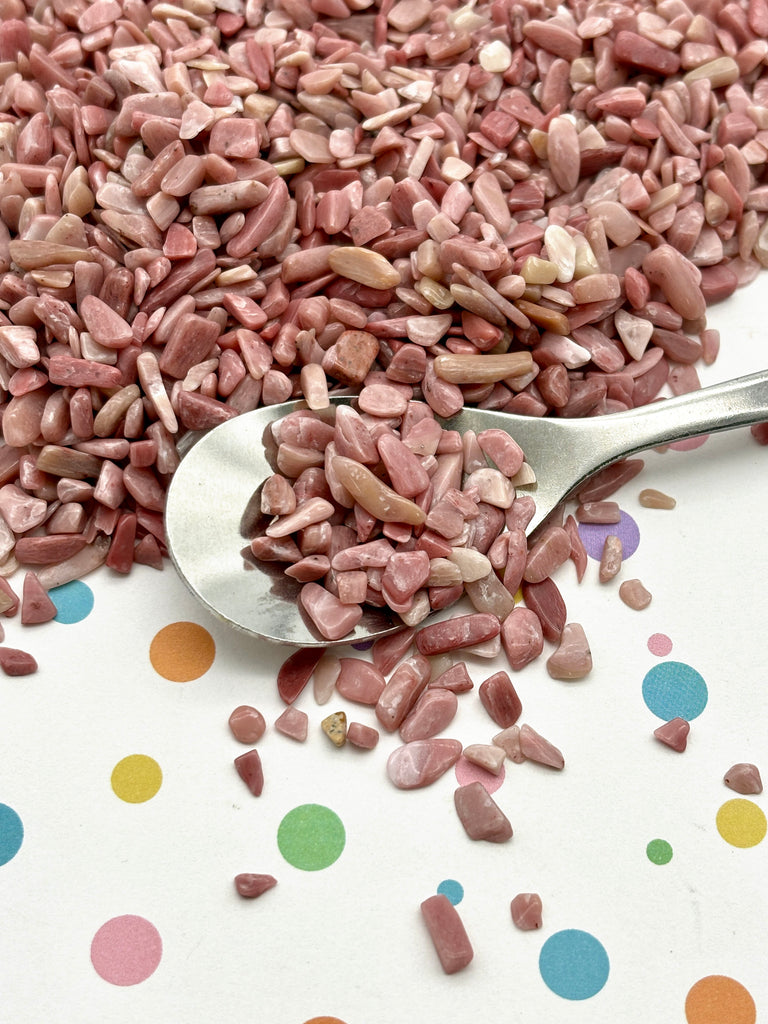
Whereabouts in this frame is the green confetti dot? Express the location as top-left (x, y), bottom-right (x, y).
top-left (277, 804), bottom-right (345, 871)
top-left (646, 838), bottom-right (673, 865)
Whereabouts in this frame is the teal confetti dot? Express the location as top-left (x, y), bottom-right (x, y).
top-left (437, 879), bottom-right (464, 905)
top-left (0, 803), bottom-right (24, 866)
top-left (51, 580), bottom-right (95, 624)
top-left (539, 929), bottom-right (610, 1000)
top-left (642, 661), bottom-right (707, 721)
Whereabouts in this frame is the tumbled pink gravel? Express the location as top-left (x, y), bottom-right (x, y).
top-left (234, 874), bottom-right (277, 899)
top-left (454, 782), bottom-right (513, 843)
top-left (510, 893), bottom-right (543, 931)
top-left (387, 738), bottom-right (463, 790)
top-left (420, 894), bottom-right (474, 975)
top-left (228, 706), bottom-right (266, 745)
top-left (724, 763), bottom-right (763, 794)
top-left (654, 718), bottom-right (690, 752)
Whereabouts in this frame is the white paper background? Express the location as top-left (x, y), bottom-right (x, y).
top-left (1, 277), bottom-right (767, 1023)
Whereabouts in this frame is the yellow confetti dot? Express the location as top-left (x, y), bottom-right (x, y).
top-left (149, 621), bottom-right (215, 681)
top-left (716, 798), bottom-right (767, 848)
top-left (111, 754), bottom-right (162, 803)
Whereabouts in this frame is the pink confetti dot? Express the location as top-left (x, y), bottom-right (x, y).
top-left (90, 915), bottom-right (162, 986)
top-left (454, 755), bottom-right (505, 794)
top-left (647, 633), bottom-right (673, 657)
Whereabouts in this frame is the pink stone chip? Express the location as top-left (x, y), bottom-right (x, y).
top-left (420, 893), bottom-right (474, 975)
top-left (386, 738), bottom-right (463, 789)
top-left (300, 582), bottom-right (363, 640)
top-left (478, 670), bottom-right (523, 728)
top-left (234, 749), bottom-right (264, 796)
top-left (415, 613), bottom-right (500, 657)
top-left (274, 706), bottom-right (308, 742)
top-left (335, 657), bottom-right (386, 705)
top-left (546, 622), bottom-right (592, 680)
top-left (723, 763), bottom-right (763, 795)
top-left (462, 743), bottom-right (506, 775)
top-left (518, 724), bottom-right (564, 769)
top-left (454, 781), bottom-right (513, 843)
top-left (20, 572), bottom-right (57, 625)
top-left (510, 892), bottom-right (543, 931)
top-left (493, 725), bottom-right (526, 763)
top-left (277, 646), bottom-right (326, 704)
top-left (228, 705), bottom-right (266, 744)
top-left (347, 722), bottom-right (380, 750)
top-left (376, 653), bottom-right (431, 731)
top-left (399, 687), bottom-right (458, 742)
top-left (500, 607), bottom-right (544, 672)
top-left (0, 646), bottom-right (38, 676)
top-left (234, 873), bottom-right (277, 899)
top-left (653, 717), bottom-right (690, 752)
top-left (429, 662), bottom-right (473, 693)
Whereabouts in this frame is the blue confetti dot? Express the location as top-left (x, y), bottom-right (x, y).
top-left (578, 510), bottom-right (640, 560)
top-left (0, 804), bottom-right (24, 866)
top-left (437, 879), bottom-right (464, 905)
top-left (642, 661), bottom-right (708, 721)
top-left (51, 580), bottom-right (94, 624)
top-left (351, 640), bottom-right (374, 651)
top-left (539, 929), bottom-right (610, 1000)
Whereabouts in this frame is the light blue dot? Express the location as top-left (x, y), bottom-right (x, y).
top-left (51, 580), bottom-right (94, 624)
top-left (642, 661), bottom-right (708, 721)
top-left (0, 804), bottom-right (24, 866)
top-left (578, 510), bottom-right (640, 560)
top-left (539, 929), bottom-right (610, 1000)
top-left (437, 879), bottom-right (464, 905)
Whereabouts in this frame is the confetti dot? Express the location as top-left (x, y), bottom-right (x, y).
top-left (685, 975), bottom-right (756, 1024)
top-left (111, 754), bottom-right (163, 804)
top-left (149, 621), bottom-right (215, 681)
top-left (90, 914), bottom-right (162, 986)
top-left (437, 879), bottom-right (464, 905)
top-left (642, 661), bottom-right (708, 721)
top-left (51, 580), bottom-right (94, 624)
top-left (0, 803), bottom-right (23, 866)
top-left (302, 1018), bottom-right (349, 1024)
top-left (716, 798), bottom-right (767, 848)
top-left (578, 510), bottom-right (640, 561)
top-left (539, 929), bottom-right (610, 1000)
top-left (454, 755), bottom-right (505, 794)
top-left (646, 838), bottom-right (673, 865)
top-left (648, 633), bottom-right (673, 657)
top-left (277, 804), bottom-right (345, 871)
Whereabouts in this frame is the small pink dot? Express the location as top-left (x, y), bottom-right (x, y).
top-left (455, 755), bottom-right (505, 794)
top-left (90, 915), bottom-right (162, 986)
top-left (647, 633), bottom-right (673, 657)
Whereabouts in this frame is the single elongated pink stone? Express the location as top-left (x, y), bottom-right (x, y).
top-left (519, 724), bottom-right (564, 769)
top-left (420, 894), bottom-right (474, 975)
top-left (400, 688), bottom-right (458, 742)
top-left (546, 622), bottom-right (593, 680)
top-left (274, 706), bottom-right (308, 742)
top-left (332, 538), bottom-right (394, 572)
top-left (723, 763), bottom-right (763, 795)
top-left (416, 613), bottom-right (500, 657)
top-left (654, 718), bottom-right (690, 752)
top-left (15, 534), bottom-right (88, 566)
top-left (476, 429), bottom-right (525, 477)
top-left (21, 572), bottom-right (57, 625)
top-left (299, 583), bottom-right (363, 641)
top-left (277, 646), bottom-right (326, 704)
top-left (80, 294), bottom-right (133, 348)
top-left (335, 657), bottom-right (386, 705)
top-left (522, 578), bottom-right (566, 643)
top-left (500, 607), bottom-right (544, 672)
top-left (265, 497), bottom-right (335, 538)
top-left (234, 873), bottom-right (277, 898)
top-left (372, 628), bottom-right (415, 675)
top-left (454, 782), bottom-right (513, 843)
top-left (0, 483), bottom-right (48, 532)
top-left (387, 738), bottom-right (463, 789)
top-left (377, 433), bottom-right (431, 497)
top-left (376, 653), bottom-right (432, 731)
top-left (478, 670), bottom-right (523, 727)
top-left (0, 646), bottom-right (38, 676)
top-left (229, 705), bottom-right (266, 744)
top-left (524, 526), bottom-right (571, 584)
top-left (510, 893), bottom-right (543, 930)
top-left (234, 749), bottom-right (264, 795)
top-left (347, 722), bottom-right (380, 750)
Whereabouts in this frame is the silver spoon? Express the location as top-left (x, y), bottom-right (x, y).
top-left (164, 368), bottom-right (768, 647)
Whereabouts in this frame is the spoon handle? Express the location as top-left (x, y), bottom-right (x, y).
top-left (582, 368), bottom-right (768, 465)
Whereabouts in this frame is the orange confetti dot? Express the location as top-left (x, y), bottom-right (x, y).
top-left (685, 975), bottom-right (756, 1024)
top-left (302, 1018), bottom-right (348, 1024)
top-left (149, 621), bottom-right (215, 681)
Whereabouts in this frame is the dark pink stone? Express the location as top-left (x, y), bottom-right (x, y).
top-left (20, 572), bottom-right (57, 625)
top-left (234, 873), bottom-right (277, 898)
top-left (277, 645), bottom-right (326, 703)
top-left (478, 670), bottom-right (523, 728)
top-left (234, 749), bottom-right (264, 796)
top-left (347, 722), bottom-right (380, 750)
top-left (454, 782), bottom-right (513, 843)
top-left (0, 646), bottom-right (38, 676)
top-left (415, 613), bottom-right (500, 657)
top-left (429, 662), bottom-right (474, 694)
top-left (335, 657), bottom-right (386, 705)
top-left (653, 717), bottom-right (690, 752)
top-left (399, 688), bottom-right (458, 742)
top-left (420, 894), bottom-right (474, 975)
top-left (229, 705), bottom-right (266, 744)
top-left (510, 892), bottom-right (543, 930)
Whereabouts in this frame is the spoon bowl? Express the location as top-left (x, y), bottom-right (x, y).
top-left (165, 369), bottom-right (768, 647)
